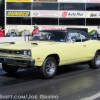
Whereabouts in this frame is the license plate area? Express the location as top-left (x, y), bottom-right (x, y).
top-left (5, 59), bottom-right (15, 65)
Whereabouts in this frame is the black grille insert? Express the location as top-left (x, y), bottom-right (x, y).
top-left (0, 50), bottom-right (23, 55)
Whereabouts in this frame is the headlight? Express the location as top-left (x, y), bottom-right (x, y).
top-left (23, 50), bottom-right (31, 56)
top-left (28, 51), bottom-right (31, 56)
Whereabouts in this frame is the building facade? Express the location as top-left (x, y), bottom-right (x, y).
top-left (0, 0), bottom-right (4, 28)
top-left (5, 0), bottom-right (100, 34)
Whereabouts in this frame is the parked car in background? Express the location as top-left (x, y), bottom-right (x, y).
top-left (0, 29), bottom-right (100, 79)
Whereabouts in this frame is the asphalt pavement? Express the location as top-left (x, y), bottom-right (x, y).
top-left (0, 64), bottom-right (100, 100)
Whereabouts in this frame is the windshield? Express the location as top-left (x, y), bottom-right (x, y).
top-left (30, 31), bottom-right (66, 42)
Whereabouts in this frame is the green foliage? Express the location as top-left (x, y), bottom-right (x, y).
top-left (5, 30), bottom-right (27, 37)
top-left (18, 30), bottom-right (24, 36)
top-left (5, 33), bottom-right (9, 37)
top-left (88, 30), bottom-right (96, 35)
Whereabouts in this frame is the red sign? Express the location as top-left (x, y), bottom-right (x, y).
top-left (60, 11), bottom-right (84, 18)
top-left (88, 0), bottom-right (100, 2)
top-left (62, 12), bottom-right (68, 17)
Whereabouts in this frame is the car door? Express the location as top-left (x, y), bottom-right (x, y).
top-left (65, 30), bottom-right (89, 61)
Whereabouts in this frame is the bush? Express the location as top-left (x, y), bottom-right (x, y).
top-left (18, 30), bottom-right (24, 36)
top-left (5, 33), bottom-right (9, 37)
top-left (88, 30), bottom-right (96, 35)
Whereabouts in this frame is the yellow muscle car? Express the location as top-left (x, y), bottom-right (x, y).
top-left (0, 29), bottom-right (100, 79)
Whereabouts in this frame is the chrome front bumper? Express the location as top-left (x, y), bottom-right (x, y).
top-left (0, 57), bottom-right (35, 67)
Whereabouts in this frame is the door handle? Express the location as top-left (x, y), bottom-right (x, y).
top-left (83, 45), bottom-right (86, 47)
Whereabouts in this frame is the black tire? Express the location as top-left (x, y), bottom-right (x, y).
top-left (39, 57), bottom-right (57, 79)
top-left (2, 63), bottom-right (19, 74)
top-left (88, 51), bottom-right (100, 69)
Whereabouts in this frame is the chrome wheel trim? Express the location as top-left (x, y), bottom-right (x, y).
top-left (45, 60), bottom-right (56, 75)
top-left (95, 55), bottom-right (100, 67)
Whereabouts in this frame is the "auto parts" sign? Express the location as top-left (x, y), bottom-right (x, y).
top-left (60, 11), bottom-right (85, 18)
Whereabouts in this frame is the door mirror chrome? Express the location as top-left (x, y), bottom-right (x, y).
top-left (71, 36), bottom-right (77, 42)
top-left (72, 38), bottom-right (76, 42)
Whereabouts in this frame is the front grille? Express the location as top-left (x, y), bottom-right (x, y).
top-left (0, 49), bottom-right (23, 55)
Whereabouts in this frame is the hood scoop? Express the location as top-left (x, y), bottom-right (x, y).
top-left (0, 42), bottom-right (15, 44)
top-left (31, 43), bottom-right (38, 45)
top-left (9, 42), bottom-right (15, 44)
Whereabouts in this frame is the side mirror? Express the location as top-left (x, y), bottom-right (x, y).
top-left (71, 37), bottom-right (76, 42)
top-left (72, 38), bottom-right (76, 42)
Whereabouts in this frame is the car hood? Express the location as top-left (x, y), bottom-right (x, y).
top-left (0, 41), bottom-right (60, 50)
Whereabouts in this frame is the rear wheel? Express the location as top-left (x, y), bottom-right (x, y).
top-left (2, 63), bottom-right (19, 74)
top-left (39, 57), bottom-right (57, 79)
top-left (88, 51), bottom-right (100, 69)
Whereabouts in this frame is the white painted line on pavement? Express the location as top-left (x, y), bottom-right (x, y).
top-left (80, 92), bottom-right (100, 100)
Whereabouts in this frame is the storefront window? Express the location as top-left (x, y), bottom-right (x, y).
top-left (6, 17), bottom-right (31, 25)
top-left (32, 2), bottom-right (58, 10)
top-left (86, 18), bottom-right (100, 25)
top-left (6, 2), bottom-right (31, 10)
top-left (86, 3), bottom-right (100, 11)
top-left (59, 18), bottom-right (85, 25)
top-left (32, 18), bottom-right (58, 25)
top-left (59, 3), bottom-right (85, 10)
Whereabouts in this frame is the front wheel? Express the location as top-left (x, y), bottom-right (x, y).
top-left (88, 51), bottom-right (100, 69)
top-left (2, 63), bottom-right (19, 74)
top-left (39, 57), bottom-right (57, 79)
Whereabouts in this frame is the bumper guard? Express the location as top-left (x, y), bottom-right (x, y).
top-left (0, 57), bottom-right (35, 67)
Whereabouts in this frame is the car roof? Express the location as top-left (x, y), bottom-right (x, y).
top-left (40, 30), bottom-right (67, 32)
top-left (40, 29), bottom-right (87, 32)
top-left (40, 29), bottom-right (89, 34)
top-left (40, 29), bottom-right (91, 39)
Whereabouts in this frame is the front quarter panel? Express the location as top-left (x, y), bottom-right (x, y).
top-left (87, 40), bottom-right (100, 58)
top-left (31, 43), bottom-right (66, 66)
